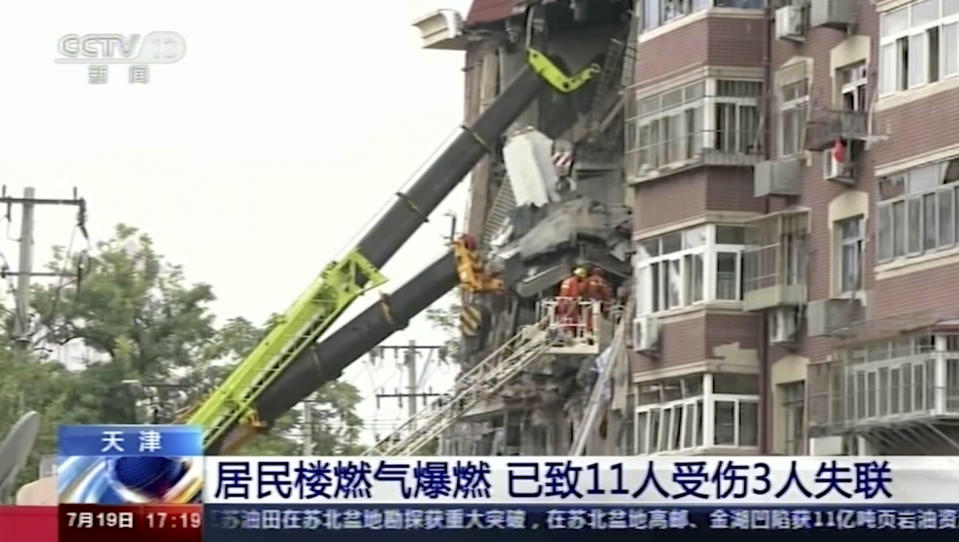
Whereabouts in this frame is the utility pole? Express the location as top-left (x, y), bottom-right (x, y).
top-left (0, 186), bottom-right (87, 348)
top-left (12, 188), bottom-right (34, 344)
top-left (406, 340), bottom-right (418, 420)
top-left (374, 342), bottom-right (448, 431)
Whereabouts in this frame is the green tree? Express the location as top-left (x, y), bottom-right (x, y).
top-left (2, 222), bottom-right (367, 499)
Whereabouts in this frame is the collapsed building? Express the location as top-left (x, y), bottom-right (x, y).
top-left (409, 0), bottom-right (637, 456)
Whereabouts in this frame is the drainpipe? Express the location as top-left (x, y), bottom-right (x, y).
top-left (757, 0), bottom-right (774, 456)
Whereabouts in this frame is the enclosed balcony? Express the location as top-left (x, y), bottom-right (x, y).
top-left (741, 210), bottom-right (809, 312)
top-left (625, 78), bottom-right (765, 183)
top-left (809, 330), bottom-right (959, 454)
top-left (626, 127), bottom-right (764, 183)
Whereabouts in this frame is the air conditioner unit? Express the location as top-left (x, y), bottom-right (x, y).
top-left (776, 5), bottom-right (806, 42)
top-left (632, 316), bottom-right (660, 352)
top-left (769, 307), bottom-right (799, 344)
top-left (823, 149), bottom-right (856, 185)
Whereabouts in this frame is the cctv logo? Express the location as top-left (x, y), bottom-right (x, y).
top-left (55, 31), bottom-right (186, 64)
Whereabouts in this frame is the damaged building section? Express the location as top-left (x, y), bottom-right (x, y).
top-left (436, 0), bottom-right (636, 456)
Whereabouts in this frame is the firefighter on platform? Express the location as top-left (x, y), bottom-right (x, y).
top-left (557, 267), bottom-right (588, 334)
top-left (583, 266), bottom-right (612, 333)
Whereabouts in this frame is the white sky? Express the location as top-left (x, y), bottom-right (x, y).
top-left (0, 0), bottom-right (475, 445)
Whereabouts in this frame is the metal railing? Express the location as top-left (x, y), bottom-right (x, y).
top-left (808, 354), bottom-right (959, 433)
top-left (625, 128), bottom-right (763, 181)
top-left (538, 297), bottom-right (605, 345)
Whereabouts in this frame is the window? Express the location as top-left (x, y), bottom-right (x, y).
top-left (840, 62), bottom-right (868, 112)
top-left (779, 79), bottom-right (809, 157)
top-left (626, 78), bottom-right (762, 178)
top-left (880, 0), bottom-right (959, 96)
top-left (877, 157), bottom-right (959, 262)
top-left (635, 373), bottom-right (757, 453)
top-left (713, 399), bottom-right (758, 447)
top-left (637, 224), bottom-right (750, 315)
top-left (836, 217), bottom-right (864, 294)
top-left (640, 0), bottom-right (761, 31)
top-left (743, 212), bottom-right (808, 295)
top-left (636, 375), bottom-right (705, 453)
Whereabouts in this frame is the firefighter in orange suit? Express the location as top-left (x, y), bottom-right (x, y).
top-left (583, 266), bottom-right (613, 332)
top-left (558, 267), bottom-right (588, 333)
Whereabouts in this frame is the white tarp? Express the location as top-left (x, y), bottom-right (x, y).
top-left (502, 128), bottom-right (560, 207)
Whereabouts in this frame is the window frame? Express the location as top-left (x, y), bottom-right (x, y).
top-left (778, 79), bottom-right (809, 158)
top-left (880, 0), bottom-right (959, 97)
top-left (636, 224), bottom-right (749, 316)
top-left (639, 0), bottom-right (762, 32)
top-left (835, 215), bottom-right (865, 295)
top-left (634, 373), bottom-right (758, 454)
top-left (626, 77), bottom-right (763, 175)
top-left (877, 157), bottom-right (959, 264)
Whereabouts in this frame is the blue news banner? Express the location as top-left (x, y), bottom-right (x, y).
top-left (202, 456), bottom-right (959, 541)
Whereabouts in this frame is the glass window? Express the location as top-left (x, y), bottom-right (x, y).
top-left (891, 367), bottom-right (901, 414)
top-left (695, 399), bottom-right (704, 446)
top-left (684, 227), bottom-right (706, 248)
top-left (878, 204), bottom-right (894, 262)
top-left (946, 0), bottom-right (959, 16)
top-left (939, 189), bottom-right (955, 247)
top-left (739, 401), bottom-right (758, 447)
top-left (856, 372), bottom-right (866, 418)
top-left (881, 43), bottom-right (898, 95)
top-left (903, 366), bottom-right (913, 412)
top-left (636, 410), bottom-right (649, 454)
top-left (683, 403), bottom-right (695, 449)
top-left (644, 0), bottom-right (661, 30)
top-left (911, 163), bottom-right (941, 191)
top-left (838, 217), bottom-right (863, 293)
top-left (879, 368), bottom-right (890, 416)
top-left (715, 252), bottom-right (739, 300)
top-left (915, 363), bottom-right (926, 410)
top-left (641, 238), bottom-right (660, 259)
top-left (683, 375), bottom-right (703, 396)
top-left (715, 401), bottom-right (735, 446)
top-left (881, 7), bottom-right (909, 37)
top-left (912, 0), bottom-right (939, 26)
top-left (867, 372), bottom-right (877, 417)
top-left (716, 225), bottom-right (745, 244)
top-left (666, 259), bottom-right (681, 308)
top-left (892, 201), bottom-right (905, 257)
top-left (924, 192), bottom-right (938, 250)
top-left (662, 379), bottom-right (682, 402)
top-left (713, 373), bottom-right (759, 394)
top-left (909, 33), bottom-right (926, 87)
top-left (908, 197), bottom-right (923, 253)
top-left (685, 253), bottom-right (704, 303)
top-left (649, 407), bottom-right (661, 452)
top-left (661, 232), bottom-right (682, 254)
top-left (929, 26), bottom-right (941, 83)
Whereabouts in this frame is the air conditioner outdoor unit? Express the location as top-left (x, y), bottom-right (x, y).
top-left (823, 150), bottom-right (856, 185)
top-left (776, 5), bottom-right (806, 42)
top-left (769, 307), bottom-right (799, 344)
top-left (632, 316), bottom-right (660, 352)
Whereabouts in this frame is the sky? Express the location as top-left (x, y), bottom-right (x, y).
top-left (0, 0), bottom-right (475, 445)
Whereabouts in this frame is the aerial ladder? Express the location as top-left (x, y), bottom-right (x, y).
top-left (362, 317), bottom-right (562, 456)
top-left (189, 48), bottom-right (603, 456)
